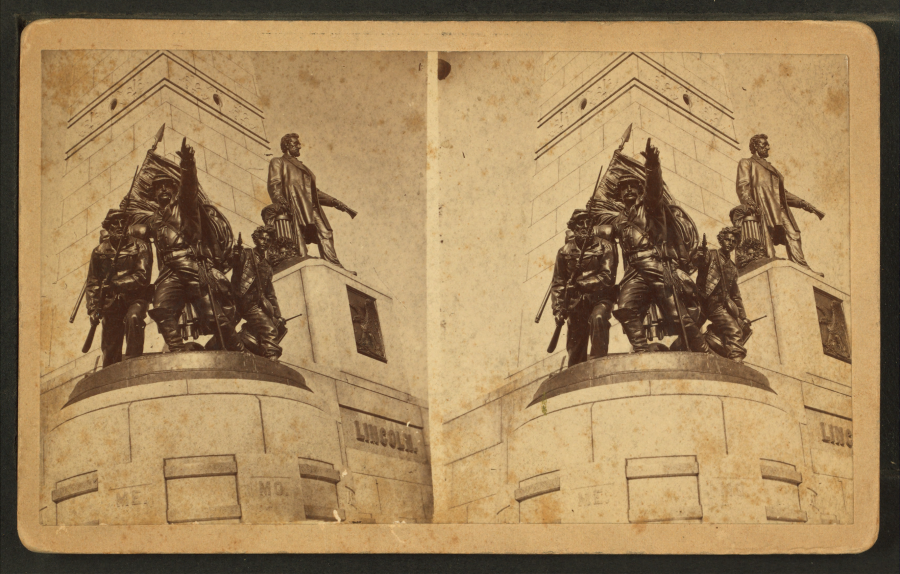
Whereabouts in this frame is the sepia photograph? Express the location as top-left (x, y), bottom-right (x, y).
top-left (433, 50), bottom-right (856, 526)
top-left (37, 49), bottom-right (430, 527)
top-left (16, 20), bottom-right (881, 554)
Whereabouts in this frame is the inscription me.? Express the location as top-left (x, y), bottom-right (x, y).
top-left (820, 422), bottom-right (853, 448)
top-left (577, 488), bottom-right (607, 508)
top-left (115, 487), bottom-right (147, 508)
top-left (354, 420), bottom-right (418, 454)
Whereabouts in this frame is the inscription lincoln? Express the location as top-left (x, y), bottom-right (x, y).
top-left (820, 422), bottom-right (853, 448)
top-left (354, 420), bottom-right (418, 454)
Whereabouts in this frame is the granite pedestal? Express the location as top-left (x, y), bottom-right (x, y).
top-left (40, 260), bottom-right (431, 526)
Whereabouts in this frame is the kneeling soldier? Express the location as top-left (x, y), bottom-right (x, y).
top-left (85, 209), bottom-right (153, 367)
top-left (232, 226), bottom-right (285, 360)
top-left (693, 226), bottom-right (751, 362)
top-left (551, 209), bottom-right (618, 367)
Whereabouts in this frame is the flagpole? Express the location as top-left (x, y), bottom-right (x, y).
top-left (121, 123), bottom-right (166, 209)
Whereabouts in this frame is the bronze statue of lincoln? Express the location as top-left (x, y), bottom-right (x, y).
top-left (735, 134), bottom-right (824, 274)
top-left (265, 133), bottom-right (356, 272)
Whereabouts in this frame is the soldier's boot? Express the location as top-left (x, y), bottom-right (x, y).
top-left (614, 308), bottom-right (649, 353)
top-left (123, 301), bottom-right (147, 360)
top-left (214, 317), bottom-right (247, 353)
top-left (681, 314), bottom-right (712, 354)
top-left (588, 302), bottom-right (613, 360)
top-left (149, 309), bottom-right (185, 352)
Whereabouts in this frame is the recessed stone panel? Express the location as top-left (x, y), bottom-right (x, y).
top-left (627, 475), bottom-right (702, 523)
top-left (166, 474), bottom-right (241, 524)
top-left (341, 407), bottom-right (427, 465)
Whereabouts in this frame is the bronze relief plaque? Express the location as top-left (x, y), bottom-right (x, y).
top-left (814, 287), bottom-right (851, 364)
top-left (347, 286), bottom-right (387, 363)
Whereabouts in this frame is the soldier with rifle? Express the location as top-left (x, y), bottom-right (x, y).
top-left (548, 209), bottom-right (617, 367)
top-left (146, 138), bottom-right (246, 353)
top-left (230, 226), bottom-right (286, 361)
top-left (693, 227), bottom-right (752, 362)
top-left (83, 209), bottom-right (153, 367)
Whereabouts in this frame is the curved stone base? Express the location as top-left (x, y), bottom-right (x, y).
top-left (505, 353), bottom-right (806, 524)
top-left (43, 352), bottom-right (346, 526)
top-left (64, 351), bottom-right (311, 407)
top-left (528, 352), bottom-right (773, 407)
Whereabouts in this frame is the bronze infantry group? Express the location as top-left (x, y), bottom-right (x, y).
top-left (539, 125), bottom-right (823, 368)
top-left (75, 126), bottom-right (357, 368)
top-left (74, 122), bottom-right (822, 372)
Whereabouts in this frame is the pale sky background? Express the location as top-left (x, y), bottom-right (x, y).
top-left (252, 52), bottom-right (428, 399)
top-left (435, 52), bottom-right (541, 414)
top-left (435, 53), bottom-right (851, 417)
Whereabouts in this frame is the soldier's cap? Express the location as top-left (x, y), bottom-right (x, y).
top-left (566, 209), bottom-right (593, 230)
top-left (615, 172), bottom-right (644, 189)
top-left (150, 172), bottom-right (178, 188)
top-left (101, 209), bottom-right (129, 230)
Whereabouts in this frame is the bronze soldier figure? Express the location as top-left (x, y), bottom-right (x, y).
top-left (551, 210), bottom-right (618, 367)
top-left (85, 209), bottom-right (153, 367)
top-left (693, 227), bottom-right (751, 362)
top-left (609, 139), bottom-right (709, 354)
top-left (232, 226), bottom-right (285, 361)
top-left (146, 138), bottom-right (245, 353)
top-left (265, 133), bottom-right (356, 271)
top-left (735, 134), bottom-right (824, 275)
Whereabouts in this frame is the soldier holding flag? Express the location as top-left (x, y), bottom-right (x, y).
top-left (144, 138), bottom-right (246, 353)
top-left (585, 127), bottom-right (709, 354)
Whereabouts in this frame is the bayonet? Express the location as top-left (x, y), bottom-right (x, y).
top-left (617, 123), bottom-right (632, 153)
top-left (150, 123), bottom-right (165, 153)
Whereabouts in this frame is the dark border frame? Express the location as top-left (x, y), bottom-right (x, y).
top-left (2, 2), bottom-right (897, 573)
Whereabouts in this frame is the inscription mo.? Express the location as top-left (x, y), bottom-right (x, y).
top-left (820, 422), bottom-right (852, 448)
top-left (258, 480), bottom-right (290, 497)
top-left (354, 420), bottom-right (418, 454)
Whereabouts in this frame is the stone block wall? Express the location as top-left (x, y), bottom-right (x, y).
top-left (439, 261), bottom-right (853, 525)
top-left (43, 50), bottom-right (272, 381)
top-left (736, 260), bottom-right (853, 525)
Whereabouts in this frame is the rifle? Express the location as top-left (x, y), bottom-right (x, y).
top-left (547, 234), bottom-right (590, 353)
top-left (69, 277), bottom-right (88, 323)
top-left (82, 166), bottom-right (140, 353)
top-left (737, 315), bottom-right (768, 346)
top-left (809, 205), bottom-right (826, 220)
top-left (534, 283), bottom-right (552, 323)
